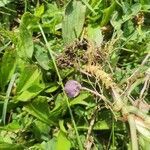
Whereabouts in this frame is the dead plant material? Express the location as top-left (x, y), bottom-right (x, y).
top-left (84, 64), bottom-right (117, 89)
top-left (56, 39), bottom-right (89, 68)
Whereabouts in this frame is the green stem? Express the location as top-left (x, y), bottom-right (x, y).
top-left (127, 114), bottom-right (138, 150)
top-left (82, 87), bottom-right (112, 105)
top-left (24, 0), bottom-right (27, 12)
top-left (38, 24), bottom-right (83, 150)
top-left (2, 73), bottom-right (17, 125)
top-left (112, 118), bottom-right (115, 149)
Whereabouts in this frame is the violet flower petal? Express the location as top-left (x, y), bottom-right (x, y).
top-left (64, 80), bottom-right (82, 98)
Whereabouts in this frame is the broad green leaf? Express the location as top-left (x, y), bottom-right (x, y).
top-left (40, 138), bottom-right (57, 150)
top-left (0, 50), bottom-right (16, 89)
top-left (15, 84), bottom-right (44, 102)
top-left (45, 83), bottom-right (59, 93)
top-left (93, 120), bottom-right (110, 130)
top-left (56, 131), bottom-right (71, 150)
top-left (16, 65), bottom-right (41, 93)
top-left (32, 120), bottom-right (51, 141)
top-left (18, 13), bottom-right (38, 58)
top-left (62, 0), bottom-right (86, 45)
top-left (49, 93), bottom-right (67, 118)
top-left (34, 4), bottom-right (44, 17)
top-left (42, 3), bottom-right (60, 18)
top-left (41, 3), bottom-right (62, 33)
top-left (24, 96), bottom-right (55, 125)
top-left (123, 20), bottom-right (135, 37)
top-left (70, 92), bottom-right (90, 106)
top-left (34, 45), bottom-right (50, 70)
top-left (87, 25), bottom-right (103, 47)
top-left (18, 25), bottom-right (33, 58)
top-left (19, 12), bottom-right (38, 30)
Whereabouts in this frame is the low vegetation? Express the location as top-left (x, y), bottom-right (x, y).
top-left (0, 0), bottom-right (150, 149)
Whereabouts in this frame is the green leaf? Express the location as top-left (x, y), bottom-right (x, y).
top-left (32, 120), bottom-right (51, 141)
top-left (56, 131), bottom-right (71, 150)
top-left (0, 28), bottom-right (17, 44)
top-left (59, 120), bottom-right (68, 133)
top-left (15, 84), bottom-right (44, 102)
top-left (45, 83), bottom-right (59, 93)
top-left (122, 3), bottom-right (141, 22)
top-left (16, 65), bottom-right (41, 93)
top-left (0, 143), bottom-right (24, 150)
top-left (49, 93), bottom-right (67, 119)
top-left (110, 11), bottom-right (123, 31)
top-left (123, 20), bottom-right (135, 37)
top-left (0, 120), bottom-right (20, 132)
top-left (87, 25), bottom-right (103, 47)
top-left (18, 26), bottom-right (33, 58)
top-left (38, 3), bottom-right (62, 33)
top-left (70, 92), bottom-right (90, 106)
top-left (78, 119), bottom-right (125, 131)
top-left (0, 50), bottom-right (16, 89)
top-left (18, 13), bottom-right (38, 58)
top-left (0, 0), bottom-right (13, 7)
top-left (34, 4), bottom-right (45, 17)
top-left (42, 3), bottom-right (60, 18)
top-left (142, 4), bottom-right (150, 10)
top-left (34, 45), bottom-right (50, 70)
top-left (100, 1), bottom-right (116, 26)
top-left (24, 96), bottom-right (55, 125)
top-left (40, 138), bottom-right (57, 150)
top-left (62, 0), bottom-right (86, 45)
top-left (60, 68), bottom-right (74, 79)
top-left (94, 111), bottom-right (125, 131)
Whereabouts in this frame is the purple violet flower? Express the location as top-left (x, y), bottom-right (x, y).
top-left (64, 80), bottom-right (82, 98)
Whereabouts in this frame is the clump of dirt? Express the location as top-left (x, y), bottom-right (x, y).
top-left (56, 39), bottom-right (103, 69)
top-left (56, 39), bottom-right (88, 68)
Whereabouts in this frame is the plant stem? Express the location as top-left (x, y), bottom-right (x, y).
top-left (127, 114), bottom-right (138, 150)
top-left (38, 24), bottom-right (83, 150)
top-left (127, 106), bottom-right (150, 124)
top-left (82, 87), bottom-right (112, 106)
top-left (2, 73), bottom-right (17, 125)
top-left (24, 0), bottom-right (27, 12)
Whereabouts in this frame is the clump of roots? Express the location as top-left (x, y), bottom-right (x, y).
top-left (56, 39), bottom-right (88, 68)
top-left (56, 39), bottom-right (103, 69)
